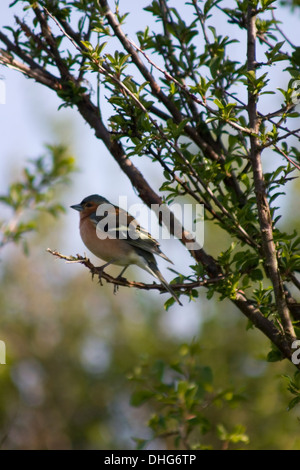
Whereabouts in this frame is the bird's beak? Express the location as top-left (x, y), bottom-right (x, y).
top-left (70, 203), bottom-right (83, 212)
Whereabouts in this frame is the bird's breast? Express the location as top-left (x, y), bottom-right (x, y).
top-left (79, 217), bottom-right (138, 266)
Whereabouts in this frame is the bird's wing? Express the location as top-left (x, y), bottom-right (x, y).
top-left (126, 226), bottom-right (173, 264)
top-left (90, 206), bottom-right (173, 264)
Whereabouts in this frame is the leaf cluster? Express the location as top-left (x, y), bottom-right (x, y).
top-left (129, 343), bottom-right (249, 450)
top-left (0, 144), bottom-right (76, 250)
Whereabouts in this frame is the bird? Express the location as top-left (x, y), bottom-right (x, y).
top-left (70, 194), bottom-right (182, 306)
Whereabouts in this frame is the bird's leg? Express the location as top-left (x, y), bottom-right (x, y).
top-left (113, 266), bottom-right (128, 294)
top-left (96, 260), bottom-right (116, 285)
top-left (117, 266), bottom-right (128, 279)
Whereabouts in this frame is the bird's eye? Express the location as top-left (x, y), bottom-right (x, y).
top-left (85, 202), bottom-right (93, 208)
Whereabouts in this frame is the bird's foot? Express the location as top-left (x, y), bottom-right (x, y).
top-left (95, 265), bottom-right (108, 286)
top-left (113, 275), bottom-right (127, 294)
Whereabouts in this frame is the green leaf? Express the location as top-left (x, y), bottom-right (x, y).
top-left (214, 98), bottom-right (224, 109)
top-left (267, 347), bottom-right (284, 362)
top-left (130, 389), bottom-right (155, 406)
top-left (164, 296), bottom-right (176, 310)
top-left (287, 396), bottom-right (300, 411)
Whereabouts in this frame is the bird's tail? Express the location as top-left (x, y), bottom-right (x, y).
top-left (148, 263), bottom-right (182, 306)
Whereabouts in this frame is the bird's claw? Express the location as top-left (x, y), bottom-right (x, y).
top-left (95, 265), bottom-right (107, 286)
top-left (113, 275), bottom-right (127, 295)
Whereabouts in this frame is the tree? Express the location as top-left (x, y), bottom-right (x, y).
top-left (1, 0), bottom-right (300, 448)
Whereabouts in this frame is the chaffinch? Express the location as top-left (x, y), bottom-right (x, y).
top-left (71, 194), bottom-right (182, 305)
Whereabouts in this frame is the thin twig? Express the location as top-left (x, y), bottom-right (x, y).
top-left (273, 144), bottom-right (300, 171)
top-left (46, 248), bottom-right (224, 292)
top-left (271, 10), bottom-right (296, 49)
top-left (127, 37), bottom-right (252, 136)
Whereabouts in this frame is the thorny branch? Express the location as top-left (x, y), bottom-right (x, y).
top-left (46, 249), bottom-right (223, 294)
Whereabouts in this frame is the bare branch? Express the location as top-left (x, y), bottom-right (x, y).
top-left (273, 145), bottom-right (300, 171)
top-left (0, 47), bottom-right (61, 90)
top-left (46, 249), bottom-right (223, 293)
top-left (271, 10), bottom-right (296, 49)
top-left (234, 291), bottom-right (298, 365)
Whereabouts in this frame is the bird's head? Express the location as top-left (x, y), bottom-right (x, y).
top-left (70, 194), bottom-right (110, 218)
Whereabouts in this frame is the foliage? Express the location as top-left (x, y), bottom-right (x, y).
top-left (129, 343), bottom-right (249, 450)
top-left (284, 370), bottom-right (300, 410)
top-left (0, 144), bottom-right (75, 251)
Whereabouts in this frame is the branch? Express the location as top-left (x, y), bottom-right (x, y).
top-left (271, 10), bottom-right (296, 49)
top-left (46, 249), bottom-right (223, 293)
top-left (234, 291), bottom-right (299, 365)
top-left (47, 248), bottom-right (300, 367)
top-left (247, 3), bottom-right (296, 342)
top-left (0, 47), bottom-right (61, 90)
top-left (33, 7), bottom-right (71, 80)
top-left (273, 144), bottom-right (300, 171)
top-left (98, 0), bottom-right (182, 122)
top-left (0, 28), bottom-right (51, 76)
